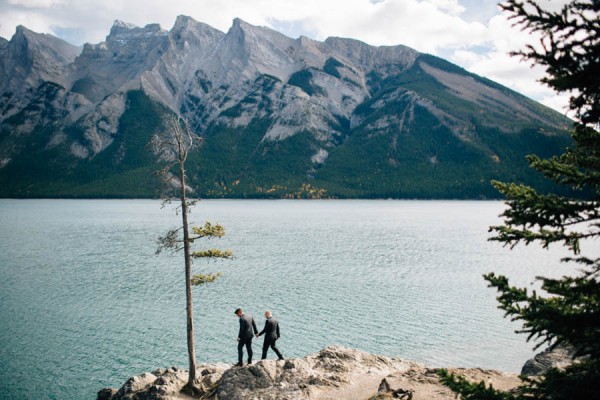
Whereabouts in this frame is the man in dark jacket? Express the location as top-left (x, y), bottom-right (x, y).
top-left (257, 310), bottom-right (284, 360)
top-left (235, 308), bottom-right (258, 366)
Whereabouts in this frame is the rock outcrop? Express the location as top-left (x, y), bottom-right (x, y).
top-left (521, 344), bottom-right (578, 376)
top-left (98, 346), bottom-right (521, 400)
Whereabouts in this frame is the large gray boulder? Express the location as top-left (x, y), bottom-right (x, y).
top-left (98, 364), bottom-right (228, 400)
top-left (521, 344), bottom-right (577, 376)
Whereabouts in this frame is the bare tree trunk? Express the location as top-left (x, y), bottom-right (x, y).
top-left (179, 147), bottom-right (197, 388)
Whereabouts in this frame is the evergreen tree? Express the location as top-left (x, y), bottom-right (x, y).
top-left (152, 115), bottom-right (232, 394)
top-left (440, 1), bottom-right (600, 399)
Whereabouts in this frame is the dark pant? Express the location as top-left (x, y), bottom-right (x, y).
top-left (262, 337), bottom-right (283, 360)
top-left (238, 338), bottom-right (253, 364)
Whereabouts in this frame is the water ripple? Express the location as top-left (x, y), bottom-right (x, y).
top-left (0, 199), bottom-right (582, 400)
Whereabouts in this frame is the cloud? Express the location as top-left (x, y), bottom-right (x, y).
top-left (0, 0), bottom-right (569, 113)
top-left (427, 0), bottom-right (465, 16)
top-left (6, 0), bottom-right (67, 8)
top-left (444, 11), bottom-right (572, 115)
top-left (0, 0), bottom-right (489, 50)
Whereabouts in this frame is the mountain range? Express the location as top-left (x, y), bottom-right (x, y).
top-left (0, 16), bottom-right (573, 198)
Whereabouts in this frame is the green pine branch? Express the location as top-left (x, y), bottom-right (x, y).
top-left (489, 181), bottom-right (599, 253)
top-left (484, 272), bottom-right (600, 358)
top-left (191, 273), bottom-right (223, 286)
top-left (191, 249), bottom-right (233, 259)
top-left (441, 2), bottom-right (600, 399)
top-left (436, 369), bottom-right (515, 400)
top-left (191, 222), bottom-right (226, 239)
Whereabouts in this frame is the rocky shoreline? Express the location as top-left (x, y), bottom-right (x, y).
top-left (97, 346), bottom-right (525, 400)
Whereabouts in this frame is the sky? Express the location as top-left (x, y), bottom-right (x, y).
top-left (0, 0), bottom-right (571, 115)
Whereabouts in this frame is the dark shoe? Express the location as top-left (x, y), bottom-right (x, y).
top-left (247, 361), bottom-right (252, 365)
top-left (278, 357), bottom-right (284, 361)
top-left (234, 362), bottom-right (243, 367)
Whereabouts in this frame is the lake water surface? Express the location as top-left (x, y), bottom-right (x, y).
top-left (0, 200), bottom-right (572, 399)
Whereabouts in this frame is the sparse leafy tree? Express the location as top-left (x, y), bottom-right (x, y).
top-left (152, 115), bottom-right (232, 394)
top-left (440, 1), bottom-right (600, 399)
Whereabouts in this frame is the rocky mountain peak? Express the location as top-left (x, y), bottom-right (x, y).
top-left (14, 25), bottom-right (37, 39)
top-left (70, 20), bottom-right (170, 103)
top-left (211, 18), bottom-right (311, 83)
top-left (0, 25), bottom-right (80, 95)
top-left (172, 15), bottom-right (195, 29)
top-left (228, 17), bottom-right (299, 53)
top-left (109, 20), bottom-right (138, 35)
top-left (0, 17), bottom-right (574, 199)
top-left (172, 15), bottom-right (210, 33)
top-left (229, 17), bottom-right (271, 34)
top-left (170, 15), bottom-right (224, 44)
top-left (10, 25), bottom-right (81, 61)
top-left (138, 15), bottom-right (224, 111)
top-left (231, 17), bottom-right (249, 29)
top-left (325, 36), bottom-right (418, 74)
top-left (105, 21), bottom-right (167, 52)
top-left (108, 20), bottom-right (165, 37)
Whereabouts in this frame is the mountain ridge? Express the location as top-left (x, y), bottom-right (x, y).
top-left (0, 17), bottom-right (573, 199)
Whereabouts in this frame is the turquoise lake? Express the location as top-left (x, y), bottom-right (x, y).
top-left (0, 200), bottom-right (572, 399)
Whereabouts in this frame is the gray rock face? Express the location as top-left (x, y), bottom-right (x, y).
top-left (0, 81), bottom-right (93, 164)
top-left (0, 15), bottom-right (570, 175)
top-left (97, 388), bottom-right (117, 400)
top-left (99, 364), bottom-right (229, 400)
top-left (0, 16), bottom-right (418, 162)
top-left (140, 15), bottom-right (224, 112)
top-left (0, 25), bottom-right (82, 129)
top-left (172, 18), bottom-right (411, 147)
top-left (521, 344), bottom-right (577, 376)
top-left (71, 21), bottom-right (169, 103)
top-left (0, 25), bottom-right (80, 94)
top-left (324, 36), bottom-right (417, 76)
top-left (98, 346), bottom-right (521, 400)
